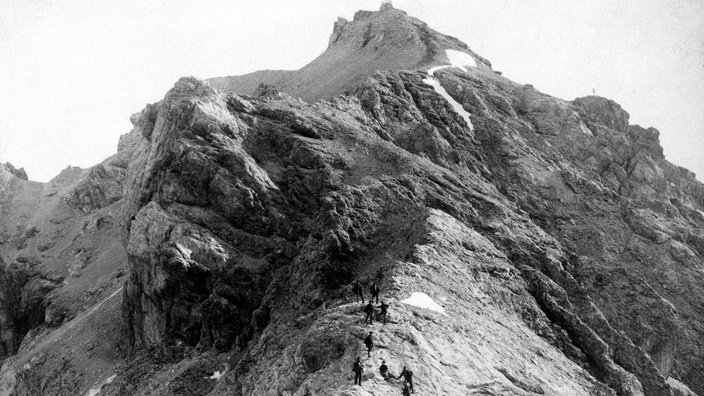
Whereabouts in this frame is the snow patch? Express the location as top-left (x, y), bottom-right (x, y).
top-left (423, 49), bottom-right (477, 131)
top-left (445, 49), bottom-right (477, 71)
top-left (85, 374), bottom-right (116, 396)
top-left (697, 210), bottom-right (704, 219)
top-left (209, 364), bottom-right (229, 380)
top-left (579, 123), bottom-right (593, 136)
top-left (423, 76), bottom-right (474, 131)
top-left (401, 292), bottom-right (447, 315)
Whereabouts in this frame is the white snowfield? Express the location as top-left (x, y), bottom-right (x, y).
top-left (445, 49), bottom-right (477, 71)
top-left (401, 292), bottom-right (447, 315)
top-left (423, 49), bottom-right (476, 131)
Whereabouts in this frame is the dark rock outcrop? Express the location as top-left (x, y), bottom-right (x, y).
top-left (0, 256), bottom-right (59, 359)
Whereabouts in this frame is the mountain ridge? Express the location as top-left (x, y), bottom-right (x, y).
top-left (208, 4), bottom-right (491, 102)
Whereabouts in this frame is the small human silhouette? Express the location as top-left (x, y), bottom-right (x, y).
top-left (379, 359), bottom-right (391, 380)
top-left (364, 332), bottom-right (374, 357)
top-left (402, 381), bottom-right (411, 396)
top-left (370, 281), bottom-right (380, 303)
top-left (353, 280), bottom-right (364, 303)
top-left (364, 301), bottom-right (374, 324)
top-left (397, 366), bottom-right (414, 393)
top-left (377, 301), bottom-right (389, 324)
top-left (353, 357), bottom-right (363, 386)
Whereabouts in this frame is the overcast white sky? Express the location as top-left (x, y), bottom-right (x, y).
top-left (1, 0), bottom-right (702, 182)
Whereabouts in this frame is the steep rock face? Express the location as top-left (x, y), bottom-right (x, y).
top-left (425, 67), bottom-right (704, 393)
top-left (0, 255), bottom-right (59, 361)
top-left (117, 76), bottom-right (623, 395)
top-left (209, 3), bottom-right (491, 102)
top-left (112, 66), bottom-right (702, 396)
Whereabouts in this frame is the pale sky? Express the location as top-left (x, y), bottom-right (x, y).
top-left (1, 0), bottom-right (702, 182)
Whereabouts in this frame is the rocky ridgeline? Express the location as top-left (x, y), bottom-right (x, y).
top-left (1, 164), bottom-right (27, 182)
top-left (208, 5), bottom-right (491, 102)
top-left (1, 4), bottom-right (703, 396)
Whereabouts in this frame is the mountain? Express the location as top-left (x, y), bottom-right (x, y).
top-left (0, 132), bottom-right (137, 394)
top-left (208, 4), bottom-right (491, 102)
top-left (1, 3), bottom-right (703, 396)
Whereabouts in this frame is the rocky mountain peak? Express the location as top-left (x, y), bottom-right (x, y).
top-left (209, 5), bottom-right (490, 101)
top-left (574, 95), bottom-right (631, 132)
top-left (1, 163), bottom-right (28, 181)
top-left (328, 3), bottom-right (490, 70)
top-left (326, 3), bottom-right (489, 69)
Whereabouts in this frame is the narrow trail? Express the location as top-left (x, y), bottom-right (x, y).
top-left (76, 287), bottom-right (124, 327)
top-left (5, 285), bottom-right (125, 375)
top-left (47, 286), bottom-right (124, 344)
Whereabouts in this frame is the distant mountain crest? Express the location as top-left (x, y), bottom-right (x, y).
top-left (209, 4), bottom-right (490, 101)
top-left (1, 162), bottom-right (28, 181)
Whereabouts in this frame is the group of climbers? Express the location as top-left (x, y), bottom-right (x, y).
top-left (353, 280), bottom-right (380, 304)
top-left (351, 279), bottom-right (416, 394)
top-left (380, 360), bottom-right (414, 394)
top-left (356, 280), bottom-right (390, 325)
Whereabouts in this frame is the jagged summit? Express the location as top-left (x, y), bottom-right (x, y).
top-left (1, 162), bottom-right (28, 181)
top-left (208, 6), bottom-right (491, 101)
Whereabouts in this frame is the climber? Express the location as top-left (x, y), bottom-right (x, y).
top-left (377, 301), bottom-right (389, 324)
top-left (370, 281), bottom-right (380, 303)
top-left (379, 359), bottom-right (390, 380)
top-left (353, 280), bottom-right (365, 303)
top-left (364, 301), bottom-right (374, 324)
top-left (402, 381), bottom-right (411, 396)
top-left (397, 366), bottom-right (414, 393)
top-left (353, 357), bottom-right (364, 386)
top-left (364, 331), bottom-right (374, 357)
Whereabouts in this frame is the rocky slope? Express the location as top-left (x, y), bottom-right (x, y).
top-left (1, 4), bottom-right (703, 396)
top-left (0, 130), bottom-right (138, 394)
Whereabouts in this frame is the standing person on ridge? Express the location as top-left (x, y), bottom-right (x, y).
top-left (370, 281), bottom-right (380, 303)
top-left (364, 331), bottom-right (374, 357)
top-left (397, 366), bottom-right (414, 393)
top-left (379, 359), bottom-right (391, 380)
top-left (364, 301), bottom-right (374, 324)
top-left (353, 280), bottom-right (364, 303)
top-left (353, 357), bottom-right (364, 386)
top-left (402, 382), bottom-right (411, 396)
top-left (377, 301), bottom-right (389, 324)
